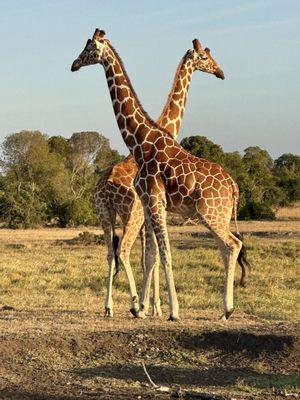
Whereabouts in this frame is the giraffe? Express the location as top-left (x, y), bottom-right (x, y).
top-left (71, 29), bottom-right (249, 321)
top-left (93, 39), bottom-right (225, 318)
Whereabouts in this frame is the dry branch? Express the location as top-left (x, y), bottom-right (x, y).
top-left (142, 362), bottom-right (226, 399)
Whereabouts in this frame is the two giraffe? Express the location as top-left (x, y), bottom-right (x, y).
top-left (93, 39), bottom-right (225, 318)
top-left (71, 29), bottom-right (249, 320)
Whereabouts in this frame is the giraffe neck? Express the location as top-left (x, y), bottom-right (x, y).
top-left (103, 45), bottom-right (170, 161)
top-left (157, 55), bottom-right (194, 138)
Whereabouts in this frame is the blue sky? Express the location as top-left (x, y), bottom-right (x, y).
top-left (0, 0), bottom-right (299, 158)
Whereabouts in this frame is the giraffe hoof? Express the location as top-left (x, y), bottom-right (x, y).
top-left (136, 311), bottom-right (147, 319)
top-left (168, 315), bottom-right (180, 322)
top-left (152, 309), bottom-right (163, 317)
top-left (220, 308), bottom-right (234, 321)
top-left (104, 307), bottom-right (113, 318)
top-left (130, 308), bottom-right (139, 318)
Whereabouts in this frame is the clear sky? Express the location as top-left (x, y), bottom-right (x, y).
top-left (0, 0), bottom-right (299, 158)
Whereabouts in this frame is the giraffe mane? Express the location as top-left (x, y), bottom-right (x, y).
top-left (156, 51), bottom-right (189, 126)
top-left (108, 43), bottom-right (174, 139)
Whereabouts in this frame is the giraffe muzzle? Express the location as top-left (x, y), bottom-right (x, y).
top-left (71, 59), bottom-right (81, 72)
top-left (214, 68), bottom-right (225, 80)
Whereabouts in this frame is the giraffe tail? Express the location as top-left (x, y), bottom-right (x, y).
top-left (232, 181), bottom-right (251, 287)
top-left (234, 232), bottom-right (251, 287)
top-left (112, 234), bottom-right (120, 279)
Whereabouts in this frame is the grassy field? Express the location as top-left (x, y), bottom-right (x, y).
top-left (0, 221), bottom-right (299, 399)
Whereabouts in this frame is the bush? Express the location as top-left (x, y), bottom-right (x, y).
top-left (238, 201), bottom-right (276, 220)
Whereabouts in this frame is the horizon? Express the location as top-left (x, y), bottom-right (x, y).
top-left (0, 0), bottom-right (300, 158)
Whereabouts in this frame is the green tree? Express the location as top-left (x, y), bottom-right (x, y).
top-left (237, 147), bottom-right (285, 220)
top-left (48, 132), bottom-right (124, 226)
top-left (273, 153), bottom-right (300, 205)
top-left (180, 135), bottom-right (224, 164)
top-left (1, 131), bottom-right (69, 227)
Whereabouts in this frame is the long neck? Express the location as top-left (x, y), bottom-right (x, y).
top-left (103, 45), bottom-right (169, 159)
top-left (156, 55), bottom-right (194, 139)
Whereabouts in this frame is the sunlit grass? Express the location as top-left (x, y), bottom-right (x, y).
top-left (0, 230), bottom-right (299, 320)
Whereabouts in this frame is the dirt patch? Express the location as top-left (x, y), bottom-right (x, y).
top-left (0, 309), bottom-right (299, 399)
top-left (55, 231), bottom-right (106, 246)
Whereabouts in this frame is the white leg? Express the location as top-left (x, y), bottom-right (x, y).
top-left (118, 213), bottom-right (144, 316)
top-left (138, 219), bottom-right (157, 318)
top-left (215, 233), bottom-right (242, 320)
top-left (139, 224), bottom-right (146, 273)
top-left (139, 200), bottom-right (179, 321)
top-left (104, 248), bottom-right (115, 317)
top-left (152, 256), bottom-right (162, 317)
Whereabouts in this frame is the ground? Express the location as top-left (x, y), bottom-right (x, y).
top-left (0, 220), bottom-right (299, 399)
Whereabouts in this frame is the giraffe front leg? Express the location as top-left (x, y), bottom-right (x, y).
top-left (99, 216), bottom-right (116, 318)
top-left (137, 219), bottom-right (156, 319)
top-left (152, 258), bottom-right (162, 317)
top-left (118, 209), bottom-right (143, 317)
top-left (145, 200), bottom-right (179, 321)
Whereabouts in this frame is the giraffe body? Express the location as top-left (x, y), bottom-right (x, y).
top-left (72, 30), bottom-right (244, 320)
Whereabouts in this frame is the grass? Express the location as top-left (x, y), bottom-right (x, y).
top-left (0, 226), bottom-right (299, 321)
top-left (276, 201), bottom-right (300, 220)
top-left (234, 374), bottom-right (300, 394)
top-left (0, 224), bottom-right (299, 398)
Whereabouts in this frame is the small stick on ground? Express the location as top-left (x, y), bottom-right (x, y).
top-left (142, 362), bottom-right (226, 399)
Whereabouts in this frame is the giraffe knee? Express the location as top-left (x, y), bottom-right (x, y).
top-left (118, 249), bottom-right (129, 266)
top-left (107, 250), bottom-right (114, 264)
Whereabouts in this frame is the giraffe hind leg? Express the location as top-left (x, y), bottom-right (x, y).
top-left (195, 211), bottom-right (242, 321)
top-left (215, 231), bottom-right (242, 320)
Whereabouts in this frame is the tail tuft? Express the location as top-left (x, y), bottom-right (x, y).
top-left (112, 234), bottom-right (120, 278)
top-left (234, 232), bottom-right (251, 287)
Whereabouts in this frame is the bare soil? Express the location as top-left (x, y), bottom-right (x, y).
top-left (0, 308), bottom-right (299, 400)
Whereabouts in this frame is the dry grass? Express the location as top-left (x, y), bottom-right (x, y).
top-left (0, 224), bottom-right (299, 321)
top-left (276, 201), bottom-right (300, 220)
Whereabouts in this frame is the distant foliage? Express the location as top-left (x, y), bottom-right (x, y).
top-left (0, 131), bottom-right (298, 226)
top-left (0, 130), bottom-right (124, 227)
top-left (181, 136), bottom-right (300, 220)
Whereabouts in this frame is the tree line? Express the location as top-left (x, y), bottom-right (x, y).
top-left (0, 131), bottom-right (299, 227)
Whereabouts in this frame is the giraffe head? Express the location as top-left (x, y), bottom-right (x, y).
top-left (189, 39), bottom-right (224, 79)
top-left (71, 29), bottom-right (109, 71)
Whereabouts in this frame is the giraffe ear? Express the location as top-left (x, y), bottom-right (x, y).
top-left (93, 29), bottom-right (106, 40)
top-left (192, 39), bottom-right (202, 51)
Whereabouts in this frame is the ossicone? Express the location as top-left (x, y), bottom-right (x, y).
top-left (192, 38), bottom-right (202, 51)
top-left (93, 29), bottom-right (106, 40)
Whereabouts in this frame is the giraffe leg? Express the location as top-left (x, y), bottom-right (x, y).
top-left (95, 200), bottom-right (117, 318)
top-left (196, 208), bottom-right (242, 321)
top-left (101, 221), bottom-right (116, 318)
top-left (139, 222), bottom-right (162, 317)
top-left (139, 201), bottom-right (179, 321)
top-left (118, 210), bottom-right (144, 317)
top-left (215, 232), bottom-right (242, 320)
top-left (139, 224), bottom-right (146, 273)
top-left (152, 258), bottom-right (162, 317)
top-left (137, 219), bottom-right (158, 318)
